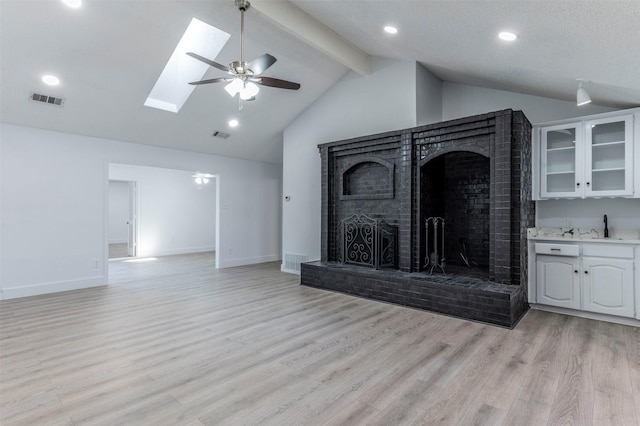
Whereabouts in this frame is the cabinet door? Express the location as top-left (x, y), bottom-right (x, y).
top-left (582, 257), bottom-right (634, 317)
top-left (540, 123), bottom-right (583, 198)
top-left (585, 115), bottom-right (634, 196)
top-left (536, 255), bottom-right (581, 309)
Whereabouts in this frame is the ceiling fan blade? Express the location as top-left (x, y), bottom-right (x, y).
top-left (186, 52), bottom-right (230, 73)
top-left (188, 78), bottom-right (231, 85)
top-left (255, 76), bottom-right (301, 90)
top-left (247, 54), bottom-right (277, 75)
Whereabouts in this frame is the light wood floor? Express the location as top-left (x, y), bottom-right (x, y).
top-left (1, 253), bottom-right (638, 425)
top-left (108, 243), bottom-right (129, 259)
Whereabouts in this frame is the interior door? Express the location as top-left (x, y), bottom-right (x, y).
top-left (127, 181), bottom-right (137, 257)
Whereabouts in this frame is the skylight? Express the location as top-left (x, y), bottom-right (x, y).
top-left (144, 18), bottom-right (230, 113)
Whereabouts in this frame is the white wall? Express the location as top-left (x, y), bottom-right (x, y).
top-left (442, 82), bottom-right (615, 124)
top-left (536, 198), bottom-right (640, 234)
top-left (281, 57), bottom-right (425, 270)
top-left (108, 181), bottom-right (129, 244)
top-left (0, 124), bottom-right (282, 299)
top-left (416, 63), bottom-right (443, 126)
top-left (109, 165), bottom-right (216, 257)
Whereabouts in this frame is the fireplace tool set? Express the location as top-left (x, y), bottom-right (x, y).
top-left (424, 217), bottom-right (446, 274)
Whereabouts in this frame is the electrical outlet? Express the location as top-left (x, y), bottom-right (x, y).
top-left (93, 259), bottom-right (99, 268)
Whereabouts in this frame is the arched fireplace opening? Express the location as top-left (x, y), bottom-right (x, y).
top-left (420, 151), bottom-right (490, 277)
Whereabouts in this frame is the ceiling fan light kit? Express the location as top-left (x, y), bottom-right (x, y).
top-left (224, 79), bottom-right (259, 100)
top-left (187, 0), bottom-right (300, 109)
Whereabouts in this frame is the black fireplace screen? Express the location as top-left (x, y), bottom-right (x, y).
top-left (339, 214), bottom-right (397, 269)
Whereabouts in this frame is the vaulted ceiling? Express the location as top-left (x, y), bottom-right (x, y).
top-left (1, 1), bottom-right (638, 164)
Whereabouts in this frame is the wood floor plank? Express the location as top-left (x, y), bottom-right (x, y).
top-left (458, 401), bottom-right (507, 426)
top-left (500, 366), bottom-right (559, 426)
top-left (321, 399), bottom-right (381, 426)
top-left (356, 339), bottom-right (451, 410)
top-left (0, 253), bottom-right (637, 425)
top-left (417, 332), bottom-right (506, 425)
top-left (623, 323), bottom-right (640, 424)
top-left (0, 390), bottom-right (63, 424)
top-left (547, 316), bottom-right (598, 426)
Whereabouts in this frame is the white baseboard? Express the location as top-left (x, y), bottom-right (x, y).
top-left (0, 276), bottom-right (106, 300)
top-left (218, 254), bottom-right (280, 269)
top-left (137, 246), bottom-right (215, 258)
top-left (529, 303), bottom-right (640, 327)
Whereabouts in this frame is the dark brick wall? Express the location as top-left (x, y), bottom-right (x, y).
top-left (324, 133), bottom-right (404, 264)
top-left (312, 110), bottom-right (534, 327)
top-left (301, 261), bottom-right (525, 328)
top-left (513, 113), bottom-right (535, 298)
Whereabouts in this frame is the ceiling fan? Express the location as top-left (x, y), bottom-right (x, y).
top-left (187, 0), bottom-right (300, 106)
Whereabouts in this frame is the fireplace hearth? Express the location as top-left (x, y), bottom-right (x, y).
top-left (301, 109), bottom-right (534, 327)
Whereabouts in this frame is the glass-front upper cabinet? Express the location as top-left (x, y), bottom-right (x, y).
top-left (538, 114), bottom-right (634, 199)
top-left (540, 123), bottom-right (582, 198)
top-left (584, 115), bottom-right (633, 196)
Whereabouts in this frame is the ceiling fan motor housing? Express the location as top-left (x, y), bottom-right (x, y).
top-left (230, 60), bottom-right (251, 75)
top-left (235, 0), bottom-right (250, 12)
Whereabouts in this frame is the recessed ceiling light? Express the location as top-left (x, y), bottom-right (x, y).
top-left (42, 75), bottom-right (60, 86)
top-left (62, 0), bottom-right (82, 8)
top-left (384, 26), bottom-right (398, 34)
top-left (228, 119), bottom-right (239, 127)
top-left (498, 31), bottom-right (517, 41)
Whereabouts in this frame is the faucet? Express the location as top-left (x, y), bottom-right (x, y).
top-left (604, 214), bottom-right (609, 238)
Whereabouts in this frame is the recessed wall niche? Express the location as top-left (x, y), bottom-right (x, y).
top-left (340, 157), bottom-right (395, 200)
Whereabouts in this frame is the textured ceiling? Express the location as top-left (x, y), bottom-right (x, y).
top-left (1, 1), bottom-right (639, 165)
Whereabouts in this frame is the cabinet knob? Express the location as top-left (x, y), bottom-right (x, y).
top-left (586, 182), bottom-right (590, 186)
top-left (576, 182), bottom-right (580, 187)
top-left (574, 270), bottom-right (578, 273)
top-left (584, 270), bottom-right (589, 274)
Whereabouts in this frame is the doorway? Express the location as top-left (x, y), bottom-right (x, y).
top-left (108, 180), bottom-right (137, 259)
top-left (106, 163), bottom-right (218, 285)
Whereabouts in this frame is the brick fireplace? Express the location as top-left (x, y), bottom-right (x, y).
top-left (301, 109), bottom-right (535, 327)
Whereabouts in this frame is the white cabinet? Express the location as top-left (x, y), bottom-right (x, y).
top-left (582, 257), bottom-right (634, 317)
top-left (535, 111), bottom-right (635, 199)
top-left (536, 254), bottom-right (580, 309)
top-left (540, 123), bottom-right (582, 198)
top-left (584, 115), bottom-right (633, 196)
top-left (531, 241), bottom-right (638, 320)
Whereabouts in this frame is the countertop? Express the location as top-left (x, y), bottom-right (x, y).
top-left (527, 227), bottom-right (640, 245)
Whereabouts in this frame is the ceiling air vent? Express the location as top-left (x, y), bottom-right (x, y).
top-left (212, 131), bottom-right (230, 139)
top-left (30, 92), bottom-right (64, 106)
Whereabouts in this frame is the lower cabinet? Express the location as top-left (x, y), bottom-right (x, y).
top-left (534, 245), bottom-right (637, 319)
top-left (582, 257), bottom-right (634, 317)
top-left (536, 255), bottom-right (580, 310)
